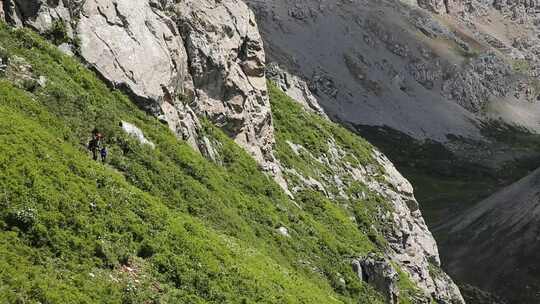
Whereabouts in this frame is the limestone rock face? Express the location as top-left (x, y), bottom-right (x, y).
top-left (277, 103), bottom-right (465, 303)
top-left (442, 52), bottom-right (513, 113)
top-left (5, 0), bottom-right (73, 33)
top-left (2, 0), bottom-right (23, 26)
top-left (76, 0), bottom-right (211, 157)
top-left (175, 0), bottom-right (281, 177)
top-left (78, 0), bottom-right (194, 112)
top-left (371, 151), bottom-right (465, 304)
top-left (0, 1), bottom-right (5, 21)
top-left (417, 0), bottom-right (447, 14)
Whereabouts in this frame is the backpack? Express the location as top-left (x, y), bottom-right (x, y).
top-left (88, 138), bottom-right (98, 150)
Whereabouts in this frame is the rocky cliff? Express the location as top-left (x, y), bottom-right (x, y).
top-left (0, 0), bottom-right (470, 303)
top-left (268, 63), bottom-right (465, 303)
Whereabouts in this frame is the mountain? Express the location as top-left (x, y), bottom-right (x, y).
top-left (246, 0), bottom-right (540, 139)
top-left (245, 0), bottom-right (540, 302)
top-left (444, 167), bottom-right (540, 304)
top-left (0, 0), bottom-right (465, 303)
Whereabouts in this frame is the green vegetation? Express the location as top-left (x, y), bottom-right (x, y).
top-left (270, 83), bottom-right (388, 243)
top-left (269, 82), bottom-right (376, 183)
top-left (395, 268), bottom-right (426, 304)
top-left (44, 20), bottom-right (70, 46)
top-left (511, 58), bottom-right (530, 74)
top-left (0, 24), bottom-right (425, 303)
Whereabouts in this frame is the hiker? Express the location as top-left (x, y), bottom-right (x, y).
top-left (100, 146), bottom-right (108, 163)
top-left (88, 129), bottom-right (102, 161)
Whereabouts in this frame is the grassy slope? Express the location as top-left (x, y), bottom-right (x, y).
top-left (0, 24), bottom-right (429, 303)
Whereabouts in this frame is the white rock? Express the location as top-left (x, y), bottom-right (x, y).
top-left (37, 76), bottom-right (47, 87)
top-left (276, 226), bottom-right (290, 237)
top-left (120, 121), bottom-right (155, 149)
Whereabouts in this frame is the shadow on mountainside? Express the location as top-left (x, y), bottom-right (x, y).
top-left (352, 122), bottom-right (540, 303)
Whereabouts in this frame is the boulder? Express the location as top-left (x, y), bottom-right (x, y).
top-left (276, 226), bottom-right (290, 237)
top-left (120, 121), bottom-right (156, 149)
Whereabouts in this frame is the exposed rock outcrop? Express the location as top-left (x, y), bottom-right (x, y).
top-left (2, 53), bottom-right (45, 92)
top-left (353, 255), bottom-right (400, 304)
top-left (2, 0), bottom-right (475, 301)
top-left (0, 1), bottom-right (5, 22)
top-left (78, 0), bottom-right (194, 115)
top-left (266, 63), bottom-right (328, 118)
top-left (442, 52), bottom-right (513, 113)
top-left (276, 97), bottom-right (465, 302)
top-left (174, 0), bottom-right (285, 185)
top-left (371, 151), bottom-right (465, 304)
top-left (417, 0), bottom-right (465, 15)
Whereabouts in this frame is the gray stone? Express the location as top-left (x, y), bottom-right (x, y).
top-left (4, 0), bottom-right (74, 35)
top-left (6, 0), bottom-right (290, 192)
top-left (442, 52), bottom-right (513, 113)
top-left (417, 0), bottom-right (465, 15)
top-left (37, 75), bottom-right (47, 87)
top-left (3, 0), bottom-right (23, 26)
top-left (0, 0), bottom-right (5, 22)
top-left (353, 255), bottom-right (400, 304)
top-left (77, 0), bottom-right (194, 115)
top-left (276, 129), bottom-right (464, 303)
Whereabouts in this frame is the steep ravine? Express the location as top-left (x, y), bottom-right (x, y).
top-left (0, 0), bottom-right (466, 303)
